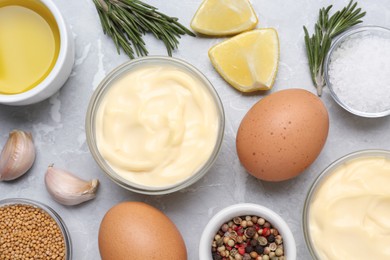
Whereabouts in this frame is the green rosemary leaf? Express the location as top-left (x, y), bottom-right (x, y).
top-left (92, 0), bottom-right (195, 59)
top-left (303, 0), bottom-right (365, 96)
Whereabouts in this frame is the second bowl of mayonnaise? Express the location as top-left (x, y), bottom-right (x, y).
top-left (303, 149), bottom-right (390, 260)
top-left (86, 56), bottom-right (225, 195)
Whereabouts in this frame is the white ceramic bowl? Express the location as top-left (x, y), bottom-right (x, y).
top-left (199, 203), bottom-right (296, 260)
top-left (0, 0), bottom-right (74, 105)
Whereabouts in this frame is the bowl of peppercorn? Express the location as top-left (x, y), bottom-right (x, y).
top-left (0, 198), bottom-right (72, 260)
top-left (199, 203), bottom-right (296, 260)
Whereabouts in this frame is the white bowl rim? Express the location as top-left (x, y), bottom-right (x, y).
top-left (199, 203), bottom-right (297, 260)
top-left (0, 0), bottom-right (70, 103)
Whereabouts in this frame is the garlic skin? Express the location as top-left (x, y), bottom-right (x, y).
top-left (45, 166), bottom-right (99, 206)
top-left (0, 130), bottom-right (36, 181)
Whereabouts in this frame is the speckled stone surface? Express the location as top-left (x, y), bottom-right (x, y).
top-left (1, 1), bottom-right (390, 259)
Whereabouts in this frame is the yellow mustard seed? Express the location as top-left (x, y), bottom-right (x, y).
top-left (0, 204), bottom-right (66, 260)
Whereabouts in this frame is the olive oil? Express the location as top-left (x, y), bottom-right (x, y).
top-left (0, 0), bottom-right (60, 94)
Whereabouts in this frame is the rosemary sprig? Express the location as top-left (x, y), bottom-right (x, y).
top-left (92, 0), bottom-right (195, 59)
top-left (303, 0), bottom-right (365, 96)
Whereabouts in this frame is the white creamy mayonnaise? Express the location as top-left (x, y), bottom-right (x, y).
top-left (95, 64), bottom-right (220, 188)
top-left (309, 156), bottom-right (390, 259)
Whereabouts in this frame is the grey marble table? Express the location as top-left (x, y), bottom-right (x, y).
top-left (1, 0), bottom-right (390, 259)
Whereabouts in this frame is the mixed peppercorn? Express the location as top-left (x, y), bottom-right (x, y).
top-left (212, 215), bottom-right (285, 260)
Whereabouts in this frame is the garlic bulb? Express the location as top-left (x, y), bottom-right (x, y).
top-left (0, 130), bottom-right (36, 181)
top-left (45, 166), bottom-right (99, 206)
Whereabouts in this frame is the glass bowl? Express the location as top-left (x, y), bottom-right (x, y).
top-left (0, 198), bottom-right (72, 259)
top-left (86, 56), bottom-right (225, 195)
top-left (303, 149), bottom-right (390, 259)
top-left (199, 203), bottom-right (297, 260)
top-left (324, 26), bottom-right (390, 118)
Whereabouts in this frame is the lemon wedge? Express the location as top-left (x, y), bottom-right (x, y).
top-left (191, 0), bottom-right (258, 36)
top-left (209, 28), bottom-right (280, 92)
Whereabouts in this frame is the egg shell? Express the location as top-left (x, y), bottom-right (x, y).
top-left (98, 201), bottom-right (187, 260)
top-left (236, 88), bottom-right (329, 181)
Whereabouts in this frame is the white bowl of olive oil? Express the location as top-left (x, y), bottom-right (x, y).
top-left (0, 0), bottom-right (74, 105)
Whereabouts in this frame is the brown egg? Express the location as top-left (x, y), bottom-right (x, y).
top-left (236, 89), bottom-right (329, 181)
top-left (98, 201), bottom-right (187, 260)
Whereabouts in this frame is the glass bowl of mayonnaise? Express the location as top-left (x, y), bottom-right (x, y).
top-left (86, 56), bottom-right (225, 195)
top-left (303, 149), bottom-right (390, 260)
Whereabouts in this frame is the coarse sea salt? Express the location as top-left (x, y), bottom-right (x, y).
top-left (328, 30), bottom-right (390, 115)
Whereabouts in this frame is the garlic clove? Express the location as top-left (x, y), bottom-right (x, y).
top-left (45, 166), bottom-right (99, 206)
top-left (0, 130), bottom-right (36, 181)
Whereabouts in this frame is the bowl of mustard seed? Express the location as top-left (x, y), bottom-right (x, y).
top-left (0, 198), bottom-right (71, 260)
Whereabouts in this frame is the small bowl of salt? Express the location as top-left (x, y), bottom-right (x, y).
top-left (324, 26), bottom-right (390, 118)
